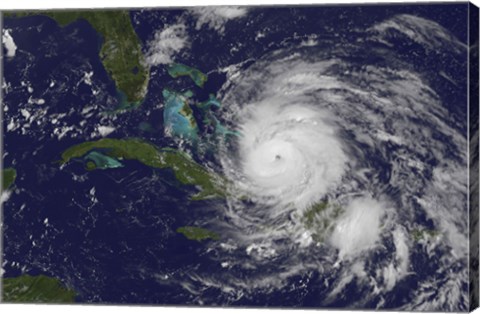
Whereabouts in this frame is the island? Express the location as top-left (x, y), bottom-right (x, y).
top-left (5, 10), bottom-right (149, 106)
top-left (163, 89), bottom-right (199, 142)
top-left (2, 167), bottom-right (17, 190)
top-left (197, 94), bottom-right (240, 139)
top-left (167, 63), bottom-right (208, 88)
top-left (165, 66), bottom-right (238, 143)
top-left (412, 228), bottom-right (439, 241)
top-left (176, 226), bottom-right (220, 241)
top-left (60, 138), bottom-right (225, 200)
top-left (2, 274), bottom-right (76, 303)
top-left (301, 202), bottom-right (343, 243)
top-left (302, 202), bottom-right (329, 230)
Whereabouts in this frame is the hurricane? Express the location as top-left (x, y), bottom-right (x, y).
top-left (186, 14), bottom-right (469, 311)
top-left (2, 6), bottom-right (473, 311)
top-left (234, 95), bottom-right (347, 210)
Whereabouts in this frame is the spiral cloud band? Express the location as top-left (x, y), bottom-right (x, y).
top-left (206, 16), bottom-right (469, 309)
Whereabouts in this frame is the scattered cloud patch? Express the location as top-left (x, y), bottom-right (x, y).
top-left (2, 29), bottom-right (17, 58)
top-left (370, 14), bottom-right (466, 55)
top-left (97, 125), bottom-right (116, 137)
top-left (191, 7), bottom-right (248, 34)
top-left (145, 23), bottom-right (189, 66)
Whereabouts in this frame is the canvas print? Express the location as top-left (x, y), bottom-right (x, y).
top-left (0, 2), bottom-right (479, 311)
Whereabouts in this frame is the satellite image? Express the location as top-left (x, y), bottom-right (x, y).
top-left (1, 3), bottom-right (479, 311)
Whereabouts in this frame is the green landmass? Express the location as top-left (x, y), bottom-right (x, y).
top-left (5, 10), bottom-right (149, 105)
top-left (302, 202), bottom-right (329, 229)
top-left (60, 138), bottom-right (225, 200)
top-left (2, 275), bottom-right (76, 303)
top-left (176, 226), bottom-right (220, 241)
top-left (2, 168), bottom-right (17, 190)
top-left (301, 202), bottom-right (343, 243)
top-left (412, 228), bottom-right (439, 241)
top-left (85, 161), bottom-right (97, 171)
top-left (167, 63), bottom-right (208, 88)
top-left (179, 98), bottom-right (196, 128)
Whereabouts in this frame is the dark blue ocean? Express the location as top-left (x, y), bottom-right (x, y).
top-left (2, 4), bottom-right (469, 307)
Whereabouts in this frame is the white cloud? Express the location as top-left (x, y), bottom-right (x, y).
top-left (329, 196), bottom-right (388, 259)
top-left (191, 6), bottom-right (248, 34)
top-left (370, 14), bottom-right (466, 55)
top-left (2, 29), bottom-right (17, 58)
top-left (415, 165), bottom-right (468, 257)
top-left (382, 227), bottom-right (411, 291)
top-left (97, 125), bottom-right (116, 137)
top-left (1, 190), bottom-right (12, 204)
top-left (145, 22), bottom-right (189, 66)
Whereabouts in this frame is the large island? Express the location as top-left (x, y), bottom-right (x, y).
top-left (61, 138), bottom-right (226, 200)
top-left (2, 168), bottom-right (17, 191)
top-left (3, 275), bottom-right (76, 303)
